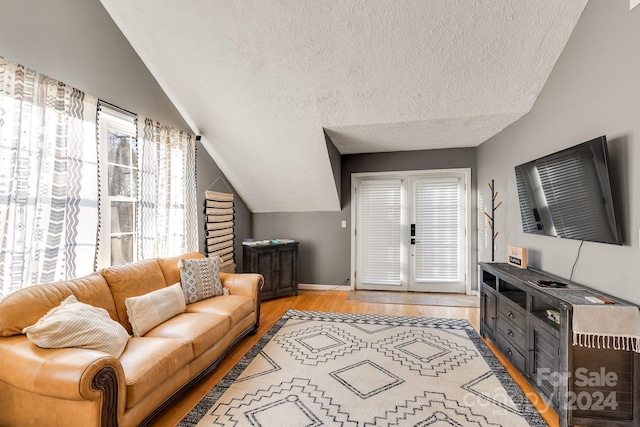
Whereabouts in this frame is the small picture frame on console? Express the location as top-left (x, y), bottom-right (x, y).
top-left (507, 245), bottom-right (527, 269)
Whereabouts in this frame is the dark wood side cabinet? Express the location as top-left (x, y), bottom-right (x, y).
top-left (479, 262), bottom-right (639, 427)
top-left (243, 242), bottom-right (299, 300)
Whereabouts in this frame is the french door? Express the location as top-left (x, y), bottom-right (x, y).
top-left (352, 169), bottom-right (470, 293)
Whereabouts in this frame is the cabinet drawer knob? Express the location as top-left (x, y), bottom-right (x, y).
top-left (506, 348), bottom-right (513, 357)
top-left (507, 329), bottom-right (514, 337)
top-left (507, 311), bottom-right (515, 318)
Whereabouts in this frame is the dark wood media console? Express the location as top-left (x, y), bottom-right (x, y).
top-left (243, 241), bottom-right (299, 300)
top-left (479, 262), bottom-right (640, 427)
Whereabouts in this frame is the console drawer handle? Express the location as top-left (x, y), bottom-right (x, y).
top-left (507, 329), bottom-right (514, 337)
top-left (507, 311), bottom-right (515, 318)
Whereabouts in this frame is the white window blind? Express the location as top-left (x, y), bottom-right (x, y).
top-left (359, 179), bottom-right (402, 285)
top-left (413, 177), bottom-right (460, 282)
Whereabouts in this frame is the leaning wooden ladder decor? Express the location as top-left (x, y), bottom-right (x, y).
top-left (204, 187), bottom-right (236, 273)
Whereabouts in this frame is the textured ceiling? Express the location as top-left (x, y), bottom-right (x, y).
top-left (99, 0), bottom-right (588, 213)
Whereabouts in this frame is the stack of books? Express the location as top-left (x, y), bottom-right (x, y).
top-left (545, 309), bottom-right (560, 324)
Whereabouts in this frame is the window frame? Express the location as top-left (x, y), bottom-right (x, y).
top-left (96, 107), bottom-right (139, 269)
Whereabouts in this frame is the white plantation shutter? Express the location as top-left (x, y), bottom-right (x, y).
top-left (413, 176), bottom-right (461, 282)
top-left (359, 179), bottom-right (402, 285)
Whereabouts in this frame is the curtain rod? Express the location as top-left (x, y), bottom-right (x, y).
top-left (98, 99), bottom-right (137, 118)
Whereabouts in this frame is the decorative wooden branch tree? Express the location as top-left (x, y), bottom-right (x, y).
top-left (485, 179), bottom-right (502, 262)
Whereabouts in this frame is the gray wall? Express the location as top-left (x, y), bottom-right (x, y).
top-left (0, 0), bottom-right (186, 131)
top-left (252, 211), bottom-right (351, 285)
top-left (477, 0), bottom-right (640, 304)
top-left (254, 147), bottom-right (477, 287)
top-left (0, 0), bottom-right (249, 263)
top-left (196, 151), bottom-right (251, 271)
top-left (325, 132), bottom-right (342, 201)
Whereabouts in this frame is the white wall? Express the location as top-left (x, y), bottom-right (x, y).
top-left (477, 0), bottom-right (640, 303)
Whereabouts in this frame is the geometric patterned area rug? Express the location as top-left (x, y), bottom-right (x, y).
top-left (179, 310), bottom-right (547, 427)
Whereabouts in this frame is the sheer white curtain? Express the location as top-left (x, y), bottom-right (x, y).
top-left (137, 117), bottom-right (198, 258)
top-left (0, 58), bottom-right (98, 295)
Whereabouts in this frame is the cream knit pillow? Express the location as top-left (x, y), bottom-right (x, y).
top-left (23, 295), bottom-right (130, 357)
top-left (125, 283), bottom-right (186, 336)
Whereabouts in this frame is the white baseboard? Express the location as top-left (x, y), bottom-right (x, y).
top-left (298, 284), bottom-right (478, 295)
top-left (298, 284), bottom-right (351, 291)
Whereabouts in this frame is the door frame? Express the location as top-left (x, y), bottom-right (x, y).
top-left (350, 168), bottom-right (472, 295)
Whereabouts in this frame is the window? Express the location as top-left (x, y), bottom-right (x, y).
top-left (96, 105), bottom-right (138, 268)
top-left (1, 58), bottom-right (198, 294)
top-left (96, 108), bottom-right (198, 268)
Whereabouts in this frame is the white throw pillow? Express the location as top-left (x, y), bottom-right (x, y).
top-left (178, 256), bottom-right (224, 304)
top-left (22, 295), bottom-right (129, 358)
top-left (125, 283), bottom-right (186, 337)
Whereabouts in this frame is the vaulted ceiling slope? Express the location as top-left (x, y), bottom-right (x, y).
top-left (99, 0), bottom-right (587, 213)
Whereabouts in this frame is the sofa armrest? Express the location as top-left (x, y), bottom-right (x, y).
top-left (220, 272), bottom-right (263, 327)
top-left (0, 335), bottom-right (126, 403)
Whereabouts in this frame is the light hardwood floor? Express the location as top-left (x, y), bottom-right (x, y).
top-left (149, 289), bottom-right (559, 427)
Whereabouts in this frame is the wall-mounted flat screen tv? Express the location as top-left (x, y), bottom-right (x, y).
top-left (514, 135), bottom-right (621, 245)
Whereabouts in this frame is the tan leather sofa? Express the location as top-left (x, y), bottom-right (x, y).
top-left (0, 252), bottom-right (262, 427)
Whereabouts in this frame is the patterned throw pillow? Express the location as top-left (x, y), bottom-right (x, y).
top-left (178, 256), bottom-right (224, 304)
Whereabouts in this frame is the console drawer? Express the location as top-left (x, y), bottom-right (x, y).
top-left (496, 332), bottom-right (527, 373)
top-left (497, 319), bottom-right (527, 352)
top-left (497, 299), bottom-right (527, 332)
